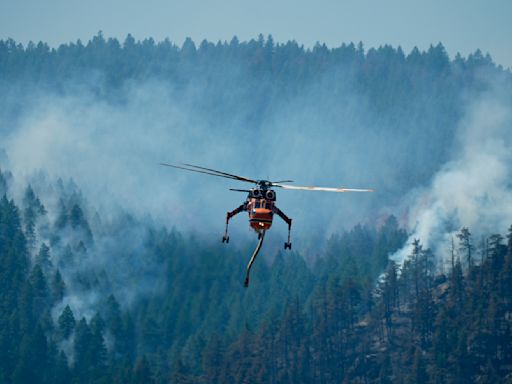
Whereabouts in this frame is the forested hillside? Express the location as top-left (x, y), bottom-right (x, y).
top-left (1, 35), bottom-right (512, 383)
top-left (1, 171), bottom-right (512, 383)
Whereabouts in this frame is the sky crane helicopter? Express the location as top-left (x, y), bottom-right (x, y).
top-left (161, 163), bottom-right (373, 287)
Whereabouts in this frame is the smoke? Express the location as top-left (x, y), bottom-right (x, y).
top-left (391, 87), bottom-right (512, 267)
top-left (1, 73), bottom-right (388, 243)
top-left (1, 40), bottom-right (510, 321)
top-left (0, 64), bottom-right (388, 320)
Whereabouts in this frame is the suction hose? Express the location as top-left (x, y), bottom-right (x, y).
top-left (244, 230), bottom-right (265, 287)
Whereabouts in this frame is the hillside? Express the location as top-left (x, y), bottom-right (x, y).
top-left (1, 35), bottom-right (512, 383)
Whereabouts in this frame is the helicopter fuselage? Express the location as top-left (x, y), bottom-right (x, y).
top-left (246, 188), bottom-right (276, 232)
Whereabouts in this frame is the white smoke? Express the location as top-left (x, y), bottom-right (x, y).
top-left (391, 91), bottom-right (512, 267)
top-left (0, 77), bottom-right (381, 243)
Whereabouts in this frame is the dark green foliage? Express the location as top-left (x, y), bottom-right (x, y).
top-left (69, 204), bottom-right (93, 242)
top-left (53, 199), bottom-right (93, 245)
top-left (196, 228), bottom-right (512, 384)
top-left (51, 270), bottom-right (65, 302)
top-left (54, 199), bottom-right (68, 230)
top-left (0, 196), bottom-right (31, 382)
top-left (51, 350), bottom-right (72, 384)
top-left (58, 305), bottom-right (75, 339)
top-left (12, 325), bottom-right (48, 384)
top-left (457, 227), bottom-right (474, 268)
top-left (26, 265), bottom-right (50, 329)
top-left (36, 243), bottom-right (52, 270)
top-left (104, 295), bottom-right (136, 361)
top-left (22, 185), bottom-right (46, 251)
top-left (1, 186), bottom-right (512, 382)
top-left (74, 317), bottom-right (108, 383)
top-left (0, 169), bottom-right (8, 196)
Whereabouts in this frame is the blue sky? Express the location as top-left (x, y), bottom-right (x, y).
top-left (1, 0), bottom-right (511, 68)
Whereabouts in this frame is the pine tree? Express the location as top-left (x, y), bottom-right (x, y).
top-left (51, 270), bottom-right (65, 302)
top-left (90, 313), bottom-right (108, 378)
top-left (29, 265), bottom-right (49, 322)
top-left (411, 238), bottom-right (422, 299)
top-left (22, 185), bottom-right (46, 251)
top-left (12, 325), bottom-right (48, 384)
top-left (501, 225), bottom-right (512, 308)
top-left (54, 199), bottom-right (68, 230)
top-left (52, 350), bottom-right (71, 384)
top-left (74, 318), bottom-right (93, 380)
top-left (487, 233), bottom-right (505, 287)
top-left (36, 243), bottom-right (52, 271)
top-left (457, 227), bottom-right (473, 268)
top-left (0, 169), bottom-right (7, 196)
top-left (69, 203), bottom-right (93, 243)
top-left (58, 305), bottom-right (76, 339)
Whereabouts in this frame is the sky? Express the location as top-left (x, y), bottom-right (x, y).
top-left (1, 0), bottom-right (511, 69)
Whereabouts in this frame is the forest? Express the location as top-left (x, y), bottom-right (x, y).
top-left (1, 34), bottom-right (512, 383)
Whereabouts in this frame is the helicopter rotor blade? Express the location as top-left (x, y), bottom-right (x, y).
top-left (229, 188), bottom-right (251, 192)
top-left (180, 163), bottom-right (258, 184)
top-left (160, 163), bottom-right (247, 182)
top-left (162, 163), bottom-right (373, 192)
top-left (273, 183), bottom-right (374, 193)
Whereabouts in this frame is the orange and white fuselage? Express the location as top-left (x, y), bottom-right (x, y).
top-left (247, 198), bottom-right (274, 232)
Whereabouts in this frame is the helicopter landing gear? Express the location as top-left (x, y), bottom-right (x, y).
top-left (224, 202), bottom-right (247, 244)
top-left (222, 220), bottom-right (230, 243)
top-left (284, 220), bottom-right (292, 250)
top-left (273, 205), bottom-right (292, 251)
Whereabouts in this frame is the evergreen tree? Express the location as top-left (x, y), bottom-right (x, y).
top-left (22, 185), bottom-right (46, 251)
top-left (58, 305), bottom-right (76, 339)
top-left (51, 270), bottom-right (65, 302)
top-left (0, 169), bottom-right (8, 196)
top-left (12, 325), bottom-right (48, 384)
top-left (457, 227), bottom-right (473, 268)
top-left (36, 243), bottom-right (52, 271)
top-left (54, 199), bottom-right (68, 230)
top-left (74, 318), bottom-right (98, 382)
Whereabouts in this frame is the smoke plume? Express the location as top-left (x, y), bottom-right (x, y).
top-left (391, 88), bottom-right (512, 267)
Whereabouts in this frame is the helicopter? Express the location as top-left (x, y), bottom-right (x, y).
top-left (161, 163), bottom-right (373, 287)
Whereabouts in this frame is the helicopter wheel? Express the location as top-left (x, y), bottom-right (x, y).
top-left (284, 242), bottom-right (292, 250)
